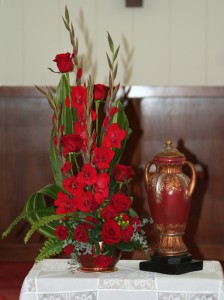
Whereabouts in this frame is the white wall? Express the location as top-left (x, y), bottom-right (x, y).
top-left (1, 0), bottom-right (224, 86)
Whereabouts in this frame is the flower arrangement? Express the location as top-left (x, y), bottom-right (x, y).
top-left (2, 7), bottom-right (148, 268)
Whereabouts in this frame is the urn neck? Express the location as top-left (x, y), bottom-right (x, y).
top-left (156, 163), bottom-right (182, 174)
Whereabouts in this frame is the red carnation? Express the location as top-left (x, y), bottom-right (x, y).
top-left (112, 164), bottom-right (135, 182)
top-left (102, 219), bottom-right (121, 245)
top-left (77, 163), bottom-right (97, 186)
top-left (92, 147), bottom-right (115, 170)
top-left (93, 84), bottom-right (109, 101)
top-left (61, 134), bottom-right (82, 157)
top-left (94, 255), bottom-right (113, 268)
top-left (121, 225), bottom-right (134, 242)
top-left (54, 225), bottom-right (68, 240)
top-left (53, 52), bottom-right (74, 73)
top-left (102, 123), bottom-right (126, 149)
top-left (74, 224), bottom-right (88, 243)
top-left (110, 193), bottom-right (131, 213)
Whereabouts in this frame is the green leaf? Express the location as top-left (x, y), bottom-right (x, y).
top-left (117, 241), bottom-right (135, 252)
top-left (35, 238), bottom-right (64, 262)
top-left (24, 184), bottom-right (62, 239)
top-left (114, 46), bottom-right (120, 61)
top-left (106, 53), bottom-right (113, 70)
top-left (50, 130), bottom-right (63, 187)
top-left (107, 32), bottom-right (114, 53)
top-left (65, 5), bottom-right (70, 23)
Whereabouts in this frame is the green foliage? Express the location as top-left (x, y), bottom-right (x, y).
top-left (35, 238), bottom-right (64, 262)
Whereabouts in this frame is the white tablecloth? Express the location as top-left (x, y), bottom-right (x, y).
top-left (20, 259), bottom-right (224, 300)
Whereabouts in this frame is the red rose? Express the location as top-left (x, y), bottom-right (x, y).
top-left (61, 134), bottom-right (82, 157)
top-left (100, 206), bottom-right (117, 220)
top-left (77, 163), bottom-right (97, 186)
top-left (102, 123), bottom-right (126, 149)
top-left (54, 225), bottom-right (68, 240)
top-left (94, 255), bottom-right (113, 268)
top-left (112, 164), bottom-right (135, 182)
top-left (130, 216), bottom-right (141, 232)
top-left (53, 52), bottom-right (74, 73)
top-left (63, 244), bottom-right (74, 256)
top-left (92, 147), bottom-right (115, 170)
top-left (110, 193), bottom-right (131, 213)
top-left (102, 219), bottom-right (121, 245)
top-left (121, 225), bottom-right (134, 242)
top-left (93, 84), bottom-right (109, 101)
top-left (61, 162), bottom-right (72, 174)
top-left (74, 224), bottom-right (88, 242)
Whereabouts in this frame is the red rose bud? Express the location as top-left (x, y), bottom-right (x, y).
top-left (93, 84), bottom-right (109, 101)
top-left (76, 68), bottom-right (82, 79)
top-left (53, 52), bottom-right (74, 73)
top-left (74, 224), bottom-right (88, 243)
top-left (63, 244), bottom-right (74, 256)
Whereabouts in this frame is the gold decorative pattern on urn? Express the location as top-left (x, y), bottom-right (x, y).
top-left (154, 223), bottom-right (188, 256)
top-left (151, 173), bottom-right (189, 204)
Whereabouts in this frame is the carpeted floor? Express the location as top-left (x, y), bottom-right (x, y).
top-left (0, 262), bottom-right (33, 300)
top-left (0, 261), bottom-right (224, 300)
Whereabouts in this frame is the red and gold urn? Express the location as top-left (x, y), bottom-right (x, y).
top-left (140, 138), bottom-right (203, 274)
top-left (145, 138), bottom-right (196, 256)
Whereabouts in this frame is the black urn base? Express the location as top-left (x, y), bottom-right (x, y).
top-left (139, 254), bottom-right (203, 275)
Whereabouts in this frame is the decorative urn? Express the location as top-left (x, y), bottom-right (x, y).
top-left (139, 138), bottom-right (203, 274)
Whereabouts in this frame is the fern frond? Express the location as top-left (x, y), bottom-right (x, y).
top-left (35, 238), bottom-right (64, 262)
top-left (2, 212), bottom-right (26, 238)
top-left (24, 214), bottom-right (66, 244)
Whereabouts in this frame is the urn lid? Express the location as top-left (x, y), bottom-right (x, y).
top-left (154, 138), bottom-right (185, 163)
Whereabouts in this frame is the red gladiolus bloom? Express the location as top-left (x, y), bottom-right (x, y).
top-left (102, 219), bottom-right (121, 245)
top-left (65, 86), bottom-right (87, 110)
top-left (93, 84), bottom-right (109, 101)
top-left (74, 224), bottom-right (88, 242)
top-left (61, 134), bottom-right (82, 157)
top-left (54, 225), bottom-right (68, 240)
top-left (61, 162), bottom-right (72, 174)
top-left (77, 163), bottom-right (97, 186)
top-left (54, 191), bottom-right (76, 214)
top-left (63, 244), bottom-right (74, 256)
top-left (121, 225), bottom-right (134, 242)
top-left (102, 123), bottom-right (126, 149)
top-left (76, 190), bottom-right (93, 212)
top-left (94, 185), bottom-right (109, 204)
top-left (92, 147), bottom-right (115, 170)
top-left (74, 121), bottom-right (88, 152)
top-left (110, 193), bottom-right (131, 213)
top-left (112, 164), bottom-right (135, 182)
top-left (53, 52), bottom-right (74, 73)
top-left (62, 175), bottom-right (85, 195)
top-left (109, 107), bottom-right (119, 117)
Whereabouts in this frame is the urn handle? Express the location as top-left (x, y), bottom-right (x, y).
top-left (184, 161), bottom-right (197, 198)
top-left (144, 161), bottom-right (154, 191)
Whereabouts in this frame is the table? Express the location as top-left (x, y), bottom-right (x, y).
top-left (20, 259), bottom-right (224, 300)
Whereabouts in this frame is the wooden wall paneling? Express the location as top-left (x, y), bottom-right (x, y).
top-left (0, 86), bottom-right (224, 262)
